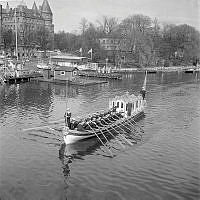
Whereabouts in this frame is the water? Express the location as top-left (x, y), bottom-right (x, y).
top-left (0, 72), bottom-right (199, 200)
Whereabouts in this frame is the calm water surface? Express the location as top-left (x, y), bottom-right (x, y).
top-left (0, 72), bottom-right (199, 200)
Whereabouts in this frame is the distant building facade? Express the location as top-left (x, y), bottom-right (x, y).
top-left (99, 37), bottom-right (120, 51)
top-left (54, 66), bottom-right (78, 81)
top-left (0, 0), bottom-right (54, 57)
top-left (0, 4), bottom-right (3, 51)
top-left (51, 54), bottom-right (88, 67)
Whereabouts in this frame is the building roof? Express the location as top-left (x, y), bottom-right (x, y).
top-left (54, 66), bottom-right (78, 72)
top-left (41, 0), bottom-right (52, 14)
top-left (51, 55), bottom-right (87, 60)
top-left (32, 1), bottom-right (40, 15)
top-left (32, 2), bottom-right (38, 11)
top-left (3, 6), bottom-right (42, 19)
top-left (110, 92), bottom-right (139, 103)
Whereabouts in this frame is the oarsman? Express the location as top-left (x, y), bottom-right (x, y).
top-left (77, 121), bottom-right (84, 131)
top-left (64, 109), bottom-right (72, 128)
top-left (140, 87), bottom-right (146, 100)
top-left (112, 106), bottom-right (117, 112)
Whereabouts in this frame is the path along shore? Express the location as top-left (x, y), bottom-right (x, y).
top-left (111, 65), bottom-right (199, 73)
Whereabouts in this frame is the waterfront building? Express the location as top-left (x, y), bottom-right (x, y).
top-left (51, 54), bottom-right (88, 67)
top-left (0, 0), bottom-right (54, 58)
top-left (42, 65), bottom-right (79, 82)
top-left (53, 66), bottom-right (78, 81)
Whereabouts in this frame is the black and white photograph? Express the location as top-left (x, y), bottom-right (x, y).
top-left (0, 0), bottom-right (199, 199)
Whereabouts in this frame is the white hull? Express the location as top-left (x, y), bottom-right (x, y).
top-left (63, 131), bottom-right (96, 144)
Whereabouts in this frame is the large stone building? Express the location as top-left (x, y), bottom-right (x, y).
top-left (0, 4), bottom-right (3, 50)
top-left (0, 0), bottom-right (54, 57)
top-left (99, 37), bottom-right (120, 51)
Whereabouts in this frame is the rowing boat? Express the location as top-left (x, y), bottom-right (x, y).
top-left (63, 73), bottom-right (147, 145)
top-left (63, 105), bottom-right (146, 144)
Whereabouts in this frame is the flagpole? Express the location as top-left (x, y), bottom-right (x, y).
top-left (88, 48), bottom-right (92, 61)
top-left (79, 48), bottom-right (82, 57)
top-left (15, 6), bottom-right (18, 60)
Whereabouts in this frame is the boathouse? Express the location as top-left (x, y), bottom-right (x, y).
top-left (43, 67), bottom-right (53, 79)
top-left (53, 66), bottom-right (78, 81)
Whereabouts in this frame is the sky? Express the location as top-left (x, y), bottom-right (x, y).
top-left (2, 0), bottom-right (200, 33)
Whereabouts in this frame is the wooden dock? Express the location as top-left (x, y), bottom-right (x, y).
top-left (78, 71), bottom-right (122, 80)
top-left (37, 77), bottom-right (108, 86)
top-left (111, 66), bottom-right (200, 73)
top-left (4, 72), bottom-right (43, 84)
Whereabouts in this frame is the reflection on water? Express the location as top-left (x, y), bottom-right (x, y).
top-left (0, 72), bottom-right (200, 200)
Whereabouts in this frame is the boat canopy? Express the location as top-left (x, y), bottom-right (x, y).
top-left (109, 92), bottom-right (144, 116)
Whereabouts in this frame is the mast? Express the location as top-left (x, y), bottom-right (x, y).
top-left (142, 71), bottom-right (147, 91)
top-left (15, 7), bottom-right (18, 60)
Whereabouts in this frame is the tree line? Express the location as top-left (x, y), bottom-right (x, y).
top-left (2, 26), bottom-right (52, 56)
top-left (1, 14), bottom-right (199, 67)
top-left (54, 15), bottom-right (200, 67)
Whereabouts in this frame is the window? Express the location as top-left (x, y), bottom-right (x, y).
top-left (112, 102), bottom-right (115, 107)
top-left (73, 71), bottom-right (77, 76)
top-left (117, 102), bottom-right (119, 108)
top-left (136, 101), bottom-right (138, 109)
top-left (121, 102), bottom-right (123, 108)
top-left (133, 103), bottom-right (135, 111)
top-left (60, 71), bottom-right (65, 75)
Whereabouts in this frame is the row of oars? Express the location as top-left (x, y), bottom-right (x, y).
top-left (22, 113), bottom-right (144, 158)
top-left (85, 112), bottom-right (144, 157)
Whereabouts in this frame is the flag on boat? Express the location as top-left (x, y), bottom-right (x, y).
top-left (142, 71), bottom-right (147, 91)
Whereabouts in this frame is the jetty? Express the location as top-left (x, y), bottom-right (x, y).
top-left (37, 66), bottom-right (108, 86)
top-left (78, 71), bottom-right (122, 80)
top-left (38, 77), bottom-right (108, 86)
top-left (111, 66), bottom-right (200, 73)
top-left (0, 65), bottom-right (43, 84)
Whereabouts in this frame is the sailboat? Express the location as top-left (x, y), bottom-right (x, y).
top-left (62, 72), bottom-right (147, 145)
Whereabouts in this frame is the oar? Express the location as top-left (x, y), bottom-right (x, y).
top-left (89, 121), bottom-right (111, 148)
top-left (97, 121), bottom-right (125, 149)
top-left (22, 119), bottom-right (65, 132)
top-left (131, 118), bottom-right (144, 133)
top-left (22, 125), bottom-right (57, 131)
top-left (113, 114), bottom-right (142, 139)
top-left (113, 114), bottom-right (134, 133)
top-left (101, 118), bottom-right (133, 146)
top-left (87, 123), bottom-right (113, 157)
top-left (108, 116), bottom-right (138, 142)
top-left (113, 114), bottom-right (141, 136)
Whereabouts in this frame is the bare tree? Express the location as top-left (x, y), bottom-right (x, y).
top-left (97, 16), bottom-right (118, 34)
top-left (80, 17), bottom-right (88, 35)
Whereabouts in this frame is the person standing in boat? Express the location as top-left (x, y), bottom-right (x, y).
top-left (64, 109), bottom-right (72, 128)
top-left (140, 87), bottom-right (146, 100)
